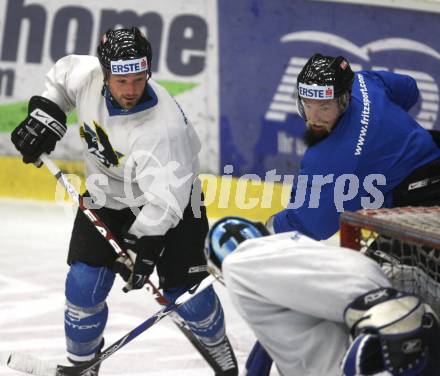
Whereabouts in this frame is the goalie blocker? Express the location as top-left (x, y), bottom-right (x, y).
top-left (342, 287), bottom-right (440, 376)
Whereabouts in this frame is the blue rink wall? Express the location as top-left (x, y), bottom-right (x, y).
top-left (218, 0), bottom-right (440, 178)
top-left (1, 0), bottom-right (439, 221)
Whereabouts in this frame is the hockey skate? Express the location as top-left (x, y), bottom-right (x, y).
top-left (68, 361), bottom-right (100, 376)
top-left (67, 340), bottom-right (104, 376)
top-left (205, 335), bottom-right (238, 376)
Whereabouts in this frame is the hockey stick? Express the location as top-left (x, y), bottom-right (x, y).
top-left (7, 274), bottom-right (216, 376)
top-left (26, 154), bottom-right (225, 374)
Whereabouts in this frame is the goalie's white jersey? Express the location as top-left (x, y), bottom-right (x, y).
top-left (42, 55), bottom-right (201, 237)
top-left (223, 231), bottom-right (391, 376)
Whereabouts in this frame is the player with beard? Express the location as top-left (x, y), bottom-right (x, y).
top-left (269, 53), bottom-right (440, 240)
top-left (244, 55), bottom-right (440, 375)
top-left (301, 95), bottom-right (343, 147)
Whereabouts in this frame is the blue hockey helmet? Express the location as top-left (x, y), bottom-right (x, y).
top-left (205, 216), bottom-right (269, 283)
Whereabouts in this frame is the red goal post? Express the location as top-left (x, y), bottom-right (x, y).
top-left (340, 206), bottom-right (440, 315)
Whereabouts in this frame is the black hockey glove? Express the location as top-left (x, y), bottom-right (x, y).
top-left (11, 96), bottom-right (67, 164)
top-left (113, 233), bottom-right (164, 292)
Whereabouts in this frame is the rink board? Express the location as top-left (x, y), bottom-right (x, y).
top-left (0, 156), bottom-right (288, 222)
top-left (1, 0), bottom-right (440, 221)
top-left (218, 0), bottom-right (440, 178)
top-left (2, 0), bottom-right (440, 178)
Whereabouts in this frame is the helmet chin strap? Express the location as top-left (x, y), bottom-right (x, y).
top-left (338, 92), bottom-right (351, 113)
top-left (101, 83), bottom-right (120, 108)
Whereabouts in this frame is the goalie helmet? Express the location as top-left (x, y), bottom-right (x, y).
top-left (97, 27), bottom-right (152, 77)
top-left (296, 53), bottom-right (354, 118)
top-left (205, 216), bottom-right (269, 283)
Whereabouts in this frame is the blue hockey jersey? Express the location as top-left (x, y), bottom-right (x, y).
top-left (273, 71), bottom-right (440, 240)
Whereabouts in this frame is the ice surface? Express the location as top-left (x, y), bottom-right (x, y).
top-left (0, 199), bottom-right (279, 375)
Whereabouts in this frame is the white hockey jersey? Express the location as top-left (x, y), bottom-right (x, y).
top-left (42, 55), bottom-right (201, 237)
top-left (223, 231), bottom-right (392, 376)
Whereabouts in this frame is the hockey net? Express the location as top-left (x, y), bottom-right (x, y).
top-left (340, 206), bottom-right (440, 315)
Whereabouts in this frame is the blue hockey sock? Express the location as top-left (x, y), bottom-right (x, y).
top-left (245, 341), bottom-right (273, 376)
top-left (65, 262), bottom-right (115, 361)
top-left (164, 285), bottom-right (226, 345)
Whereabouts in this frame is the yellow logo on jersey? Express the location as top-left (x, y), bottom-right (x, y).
top-left (79, 121), bottom-right (123, 168)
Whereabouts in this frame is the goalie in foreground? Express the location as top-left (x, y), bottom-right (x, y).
top-left (205, 216), bottom-right (440, 376)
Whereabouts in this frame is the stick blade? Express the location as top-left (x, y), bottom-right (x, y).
top-left (7, 352), bottom-right (57, 376)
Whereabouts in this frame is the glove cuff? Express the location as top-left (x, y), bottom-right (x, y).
top-left (137, 235), bottom-right (165, 261)
top-left (28, 96), bottom-right (67, 139)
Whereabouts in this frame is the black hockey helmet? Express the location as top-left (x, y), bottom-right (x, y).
top-left (296, 53), bottom-right (354, 118)
top-left (297, 53), bottom-right (354, 98)
top-left (204, 216), bottom-right (269, 284)
top-left (97, 26), bottom-right (152, 77)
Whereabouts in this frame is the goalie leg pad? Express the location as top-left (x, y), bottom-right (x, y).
top-left (164, 285), bottom-right (226, 345)
top-left (65, 262), bottom-right (115, 361)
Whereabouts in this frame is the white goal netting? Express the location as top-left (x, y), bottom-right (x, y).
top-left (340, 206), bottom-right (440, 315)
